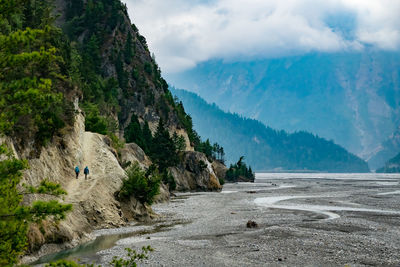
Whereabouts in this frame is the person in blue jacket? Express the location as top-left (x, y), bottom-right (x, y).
top-left (75, 166), bottom-right (80, 179)
top-left (84, 166), bottom-right (89, 180)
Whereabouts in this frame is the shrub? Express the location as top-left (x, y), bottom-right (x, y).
top-left (45, 246), bottom-right (154, 267)
top-left (162, 170), bottom-right (176, 191)
top-left (83, 103), bottom-right (108, 135)
top-left (144, 62), bottom-right (152, 75)
top-left (118, 162), bottom-right (161, 205)
top-left (225, 156), bottom-right (255, 182)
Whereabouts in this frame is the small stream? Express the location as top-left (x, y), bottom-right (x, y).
top-left (33, 219), bottom-right (189, 265)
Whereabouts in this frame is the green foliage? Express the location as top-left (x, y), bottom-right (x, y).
top-left (174, 100), bottom-right (199, 145)
top-left (109, 132), bottom-right (125, 151)
top-left (0, 145), bottom-right (72, 266)
top-left (225, 156), bottom-right (255, 183)
top-left (0, 23), bottom-right (73, 145)
top-left (46, 246), bottom-right (154, 267)
top-left (124, 117), bottom-right (179, 191)
top-left (110, 246), bottom-right (153, 267)
top-left (144, 62), bottom-right (152, 75)
top-left (161, 170), bottom-right (176, 191)
top-left (118, 162), bottom-right (161, 205)
top-left (172, 133), bottom-right (186, 152)
top-left (23, 180), bottom-right (67, 196)
top-left (124, 31), bottom-right (135, 64)
top-left (150, 119), bottom-right (179, 172)
top-left (124, 115), bottom-right (150, 154)
top-left (46, 260), bottom-right (89, 267)
top-left (65, 0), bottom-right (84, 21)
top-left (0, 0), bottom-right (75, 147)
top-left (83, 103), bottom-right (108, 135)
top-left (219, 178), bottom-right (225, 186)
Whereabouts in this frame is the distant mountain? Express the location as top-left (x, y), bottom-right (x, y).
top-left (171, 88), bottom-right (370, 172)
top-left (167, 52), bottom-right (400, 166)
top-left (376, 152), bottom-right (400, 173)
top-left (367, 127), bottom-right (400, 170)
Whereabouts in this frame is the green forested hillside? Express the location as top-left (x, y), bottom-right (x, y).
top-left (171, 88), bottom-right (370, 172)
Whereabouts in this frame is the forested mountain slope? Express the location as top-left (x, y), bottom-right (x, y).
top-left (171, 88), bottom-right (370, 172)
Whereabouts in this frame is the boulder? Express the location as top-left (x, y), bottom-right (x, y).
top-left (246, 220), bottom-right (258, 228)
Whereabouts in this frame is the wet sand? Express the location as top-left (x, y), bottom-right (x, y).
top-left (37, 173), bottom-right (400, 266)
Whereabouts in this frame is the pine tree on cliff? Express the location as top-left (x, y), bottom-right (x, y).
top-left (0, 0), bottom-right (73, 146)
top-left (150, 119), bottom-right (179, 171)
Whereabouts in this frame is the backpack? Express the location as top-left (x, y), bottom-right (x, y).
top-left (75, 166), bottom-right (80, 173)
top-left (84, 167), bottom-right (89, 174)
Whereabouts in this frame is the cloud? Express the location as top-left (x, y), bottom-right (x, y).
top-left (124, 0), bottom-right (400, 73)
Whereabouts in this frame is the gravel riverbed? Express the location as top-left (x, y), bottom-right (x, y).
top-left (37, 173), bottom-right (400, 266)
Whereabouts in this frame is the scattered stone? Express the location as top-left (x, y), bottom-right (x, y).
top-left (246, 220), bottom-right (258, 228)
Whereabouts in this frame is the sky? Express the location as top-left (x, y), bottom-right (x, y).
top-left (124, 0), bottom-right (400, 74)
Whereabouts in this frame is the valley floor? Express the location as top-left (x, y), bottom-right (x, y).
top-left (36, 173), bottom-right (400, 266)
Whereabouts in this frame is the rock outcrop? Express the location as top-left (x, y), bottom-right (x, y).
top-left (170, 151), bottom-right (222, 191)
top-left (212, 161), bottom-right (227, 181)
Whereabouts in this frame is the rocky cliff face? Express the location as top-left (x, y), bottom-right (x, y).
top-left (14, 108), bottom-right (221, 260)
top-left (14, 111), bottom-right (145, 258)
top-left (170, 152), bottom-right (222, 192)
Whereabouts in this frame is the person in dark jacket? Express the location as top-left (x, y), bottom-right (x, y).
top-left (75, 166), bottom-right (80, 179)
top-left (84, 166), bottom-right (89, 180)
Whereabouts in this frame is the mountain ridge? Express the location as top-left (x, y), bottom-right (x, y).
top-left (171, 87), bottom-right (370, 173)
top-left (167, 52), bottom-right (400, 168)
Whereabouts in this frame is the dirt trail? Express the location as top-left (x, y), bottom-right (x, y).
top-left (66, 132), bottom-right (99, 203)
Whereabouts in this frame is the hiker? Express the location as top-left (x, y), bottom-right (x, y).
top-left (84, 166), bottom-right (89, 180)
top-left (75, 166), bottom-right (80, 179)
